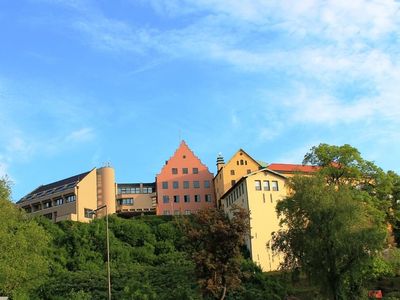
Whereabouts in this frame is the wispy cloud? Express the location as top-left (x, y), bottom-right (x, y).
top-left (65, 127), bottom-right (95, 143)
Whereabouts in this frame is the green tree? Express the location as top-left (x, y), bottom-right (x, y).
top-left (0, 178), bottom-right (50, 298)
top-left (273, 175), bottom-right (387, 300)
top-left (304, 143), bottom-right (399, 243)
top-left (184, 207), bottom-right (250, 300)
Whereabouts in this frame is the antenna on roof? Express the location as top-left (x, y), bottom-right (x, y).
top-left (103, 161), bottom-right (112, 168)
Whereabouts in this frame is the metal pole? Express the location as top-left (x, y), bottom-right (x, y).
top-left (105, 206), bottom-right (111, 300)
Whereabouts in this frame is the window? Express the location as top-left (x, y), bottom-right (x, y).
top-left (193, 181), bottom-right (200, 188)
top-left (204, 180), bottom-right (210, 188)
top-left (237, 161), bottom-right (239, 165)
top-left (230, 170), bottom-right (235, 175)
top-left (54, 198), bottom-right (64, 206)
top-left (163, 210), bottom-right (170, 215)
top-left (163, 195), bottom-right (169, 203)
top-left (43, 213), bottom-right (53, 220)
top-left (245, 160), bottom-right (247, 165)
top-left (174, 210), bottom-right (180, 215)
top-left (255, 180), bottom-right (261, 191)
top-left (174, 195), bottom-right (180, 203)
top-left (183, 181), bottom-right (189, 189)
top-left (84, 208), bottom-right (93, 218)
top-left (263, 180), bottom-right (270, 191)
top-left (65, 195), bottom-right (76, 203)
top-left (143, 187), bottom-right (153, 193)
top-left (173, 181), bottom-right (179, 189)
top-left (193, 168), bottom-right (199, 174)
top-left (184, 195), bottom-right (190, 203)
top-left (240, 159), bottom-right (244, 165)
top-left (205, 194), bottom-right (212, 202)
top-left (118, 198), bottom-right (133, 205)
top-left (194, 195), bottom-right (201, 202)
top-left (43, 201), bottom-right (52, 208)
top-left (247, 169), bottom-right (251, 174)
top-left (272, 181), bottom-right (279, 191)
top-left (182, 168), bottom-right (188, 174)
top-left (185, 210), bottom-right (191, 215)
top-left (231, 180), bottom-right (236, 186)
top-left (172, 168), bottom-right (178, 174)
top-left (162, 181), bottom-right (168, 189)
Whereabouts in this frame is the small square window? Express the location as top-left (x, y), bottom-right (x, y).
top-left (163, 195), bottom-right (169, 203)
top-left (193, 181), bottom-right (200, 188)
top-left (230, 170), bottom-right (235, 175)
top-left (183, 181), bottom-right (189, 189)
top-left (174, 195), bottom-right (180, 203)
top-left (246, 169), bottom-right (251, 174)
top-left (194, 195), bottom-right (201, 202)
top-left (231, 180), bottom-right (236, 186)
top-left (84, 208), bottom-right (93, 219)
top-left (172, 168), bottom-right (178, 174)
top-left (182, 168), bottom-right (188, 174)
top-left (204, 180), bottom-right (210, 188)
top-left (193, 168), bottom-right (199, 174)
top-left (173, 181), bottom-right (179, 189)
top-left (162, 181), bottom-right (168, 189)
top-left (184, 195), bottom-right (190, 203)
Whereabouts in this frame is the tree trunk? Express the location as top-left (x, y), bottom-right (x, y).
top-left (220, 285), bottom-right (227, 300)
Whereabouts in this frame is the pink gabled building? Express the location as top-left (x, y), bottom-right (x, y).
top-left (156, 141), bottom-right (216, 215)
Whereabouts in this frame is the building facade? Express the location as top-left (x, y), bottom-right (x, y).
top-left (115, 182), bottom-right (156, 216)
top-left (17, 167), bottom-right (116, 222)
top-left (155, 141), bottom-right (216, 215)
top-left (222, 169), bottom-right (287, 271)
top-left (214, 149), bottom-right (263, 207)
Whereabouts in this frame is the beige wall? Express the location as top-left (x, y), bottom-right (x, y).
top-left (96, 167), bottom-right (116, 215)
top-left (116, 193), bottom-right (156, 214)
top-left (223, 170), bottom-right (287, 272)
top-left (76, 168), bottom-right (99, 222)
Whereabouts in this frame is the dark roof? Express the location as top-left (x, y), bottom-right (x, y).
top-left (117, 182), bottom-right (156, 187)
top-left (17, 170), bottom-right (91, 204)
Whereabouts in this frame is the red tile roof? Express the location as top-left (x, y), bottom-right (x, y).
top-left (268, 163), bottom-right (319, 174)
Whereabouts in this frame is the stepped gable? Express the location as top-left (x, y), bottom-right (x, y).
top-left (157, 140), bottom-right (213, 175)
top-left (268, 163), bottom-right (319, 174)
top-left (17, 170), bottom-right (91, 203)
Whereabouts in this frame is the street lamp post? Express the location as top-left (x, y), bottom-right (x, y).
top-left (91, 205), bottom-right (111, 300)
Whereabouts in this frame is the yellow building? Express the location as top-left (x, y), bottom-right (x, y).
top-left (222, 168), bottom-right (287, 272)
top-left (17, 167), bottom-right (116, 222)
top-left (214, 149), bottom-right (266, 207)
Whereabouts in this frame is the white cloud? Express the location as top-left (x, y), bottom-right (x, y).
top-left (65, 127), bottom-right (95, 143)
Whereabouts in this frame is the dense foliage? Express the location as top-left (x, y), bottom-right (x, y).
top-left (273, 143), bottom-right (399, 300)
top-left (0, 178), bottom-right (50, 299)
top-left (30, 211), bottom-right (285, 299)
top-left (183, 207), bottom-right (250, 300)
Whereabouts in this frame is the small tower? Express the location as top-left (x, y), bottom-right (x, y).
top-left (216, 153), bottom-right (225, 171)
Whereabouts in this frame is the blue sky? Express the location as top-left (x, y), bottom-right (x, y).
top-left (1, 0), bottom-right (400, 200)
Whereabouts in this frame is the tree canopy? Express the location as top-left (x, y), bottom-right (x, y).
top-left (0, 178), bottom-right (50, 299)
top-left (273, 175), bottom-right (387, 299)
top-left (183, 207), bottom-right (250, 300)
top-left (273, 143), bottom-right (396, 299)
